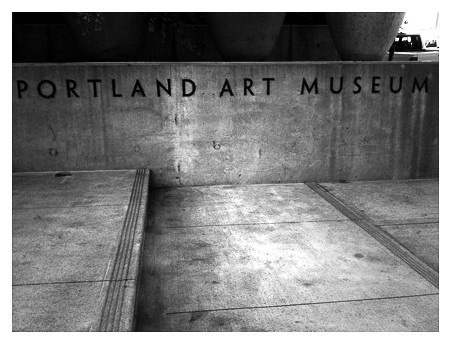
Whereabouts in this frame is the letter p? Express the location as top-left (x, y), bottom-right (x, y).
top-left (17, 80), bottom-right (28, 99)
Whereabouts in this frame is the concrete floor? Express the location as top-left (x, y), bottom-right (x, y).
top-left (135, 180), bottom-right (439, 331)
top-left (320, 180), bottom-right (439, 271)
top-left (12, 169), bottom-right (149, 331)
top-left (12, 173), bottom-right (438, 331)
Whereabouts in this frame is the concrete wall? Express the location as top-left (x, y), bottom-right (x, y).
top-left (13, 62), bottom-right (438, 186)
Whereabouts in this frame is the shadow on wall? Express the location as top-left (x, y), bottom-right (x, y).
top-left (12, 12), bottom-right (340, 62)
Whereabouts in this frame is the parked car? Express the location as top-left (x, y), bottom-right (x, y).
top-left (385, 34), bottom-right (439, 61)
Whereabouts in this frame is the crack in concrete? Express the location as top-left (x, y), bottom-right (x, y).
top-left (166, 293), bottom-right (440, 316)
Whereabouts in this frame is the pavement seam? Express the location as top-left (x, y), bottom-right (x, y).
top-left (12, 203), bottom-right (131, 210)
top-left (306, 182), bottom-right (439, 289)
top-left (12, 278), bottom-right (134, 287)
top-left (165, 293), bottom-right (439, 315)
top-left (94, 168), bottom-right (146, 332)
top-left (378, 220), bottom-right (439, 226)
top-left (161, 218), bottom-right (352, 229)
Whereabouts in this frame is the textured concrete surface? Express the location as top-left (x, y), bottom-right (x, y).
top-left (13, 205), bottom-right (129, 284)
top-left (380, 223), bottom-right (438, 271)
top-left (153, 294), bottom-right (439, 332)
top-left (325, 13), bottom-right (405, 61)
top-left (13, 62), bottom-right (438, 186)
top-left (320, 179), bottom-right (439, 224)
top-left (13, 282), bottom-right (103, 332)
top-left (12, 170), bottom-right (149, 331)
top-left (12, 171), bottom-right (137, 208)
top-left (151, 184), bottom-right (347, 227)
top-left (320, 179), bottom-right (439, 272)
top-left (136, 180), bottom-right (439, 331)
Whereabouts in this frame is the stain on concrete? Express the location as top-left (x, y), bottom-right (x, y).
top-left (48, 148), bottom-right (58, 157)
top-left (54, 171), bottom-right (72, 177)
top-left (212, 315), bottom-right (229, 327)
top-left (366, 255), bottom-right (384, 263)
top-left (48, 125), bottom-right (57, 141)
top-left (192, 241), bottom-right (211, 249)
top-left (189, 312), bottom-right (203, 323)
top-left (68, 221), bottom-right (85, 229)
top-left (213, 141), bottom-right (221, 150)
top-left (354, 253), bottom-right (364, 259)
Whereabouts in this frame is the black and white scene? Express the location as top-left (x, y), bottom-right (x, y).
top-left (11, 9), bottom-right (440, 332)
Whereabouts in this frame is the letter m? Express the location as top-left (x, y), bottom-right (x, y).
top-left (412, 77), bottom-right (428, 93)
top-left (301, 78), bottom-right (318, 94)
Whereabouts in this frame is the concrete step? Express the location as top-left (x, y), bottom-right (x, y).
top-left (12, 169), bottom-right (149, 331)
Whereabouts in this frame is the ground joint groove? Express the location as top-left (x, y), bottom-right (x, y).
top-left (166, 293), bottom-right (439, 316)
top-left (305, 182), bottom-right (439, 289)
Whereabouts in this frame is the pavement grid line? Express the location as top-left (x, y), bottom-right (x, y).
top-left (305, 182), bottom-right (439, 289)
top-left (165, 292), bottom-right (439, 316)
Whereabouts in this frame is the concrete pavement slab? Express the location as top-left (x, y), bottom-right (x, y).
top-left (136, 221), bottom-right (437, 329)
top-left (151, 294), bottom-right (439, 332)
top-left (13, 205), bottom-right (128, 284)
top-left (12, 169), bottom-right (149, 331)
top-left (137, 181), bottom-right (438, 331)
top-left (318, 179), bottom-right (438, 275)
top-left (13, 282), bottom-right (103, 332)
top-left (319, 179), bottom-right (438, 225)
top-left (154, 183), bottom-right (334, 207)
top-left (151, 184), bottom-right (347, 228)
top-left (12, 279), bottom-right (137, 332)
top-left (13, 170), bottom-right (137, 209)
top-left (380, 223), bottom-right (439, 271)
top-left (13, 175), bottom-right (438, 331)
top-left (13, 192), bottom-right (148, 286)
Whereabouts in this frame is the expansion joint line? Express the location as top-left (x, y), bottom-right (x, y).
top-left (305, 182), bottom-right (439, 289)
top-left (94, 168), bottom-right (146, 332)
